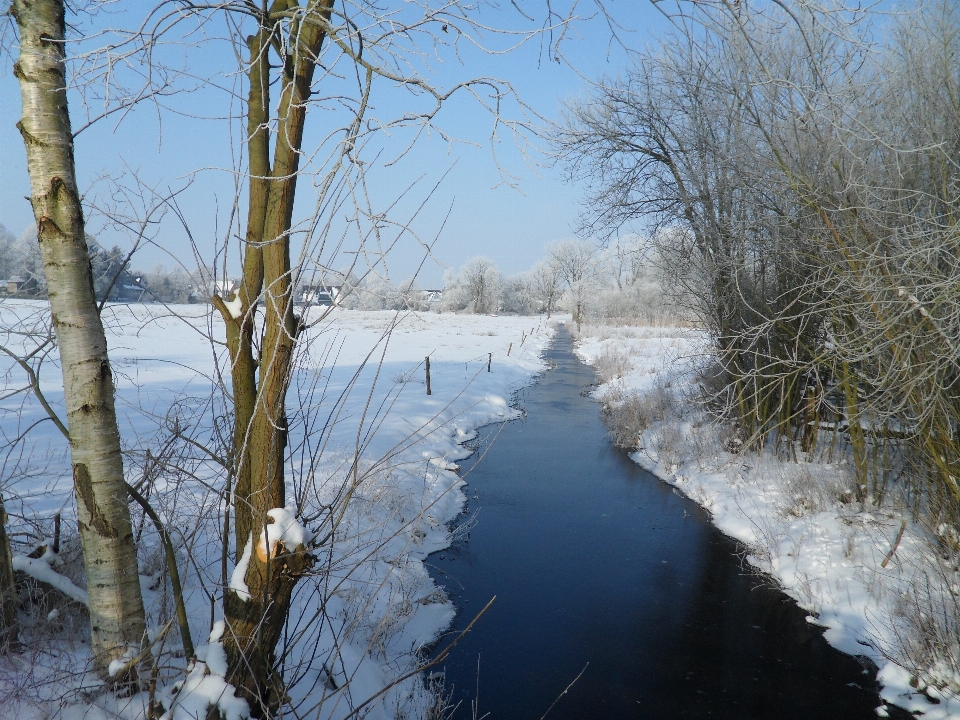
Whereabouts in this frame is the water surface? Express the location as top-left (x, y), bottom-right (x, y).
top-left (431, 325), bottom-right (888, 719)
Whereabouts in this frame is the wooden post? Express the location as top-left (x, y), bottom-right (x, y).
top-left (425, 356), bottom-right (432, 395)
top-left (488, 353), bottom-right (492, 372)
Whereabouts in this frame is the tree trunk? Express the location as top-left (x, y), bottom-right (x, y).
top-left (12, 0), bottom-right (149, 681)
top-left (0, 495), bottom-right (18, 648)
top-left (216, 3), bottom-right (334, 716)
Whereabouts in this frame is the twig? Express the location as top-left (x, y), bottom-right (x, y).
top-left (342, 596), bottom-right (497, 719)
top-left (540, 662), bottom-right (589, 719)
top-left (881, 520), bottom-right (907, 569)
top-left (124, 481), bottom-right (195, 660)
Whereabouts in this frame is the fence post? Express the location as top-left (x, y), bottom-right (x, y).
top-left (425, 356), bottom-right (431, 395)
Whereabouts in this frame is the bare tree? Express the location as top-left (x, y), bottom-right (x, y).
top-left (555, 0), bottom-right (960, 507)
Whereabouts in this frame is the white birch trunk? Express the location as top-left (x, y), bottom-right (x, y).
top-left (12, 0), bottom-right (149, 680)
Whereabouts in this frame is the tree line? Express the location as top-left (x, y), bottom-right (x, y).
top-left (2, 218), bottom-right (674, 321)
top-left (332, 236), bottom-right (676, 324)
top-left (557, 0), bottom-right (960, 522)
top-left (0, 223), bottom-right (207, 304)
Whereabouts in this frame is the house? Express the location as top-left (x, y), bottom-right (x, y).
top-left (111, 277), bottom-right (147, 302)
top-left (422, 289), bottom-right (443, 307)
top-left (6, 275), bottom-right (42, 296)
top-left (298, 284), bottom-right (341, 306)
top-left (215, 279), bottom-right (239, 299)
top-left (94, 268), bottom-right (147, 302)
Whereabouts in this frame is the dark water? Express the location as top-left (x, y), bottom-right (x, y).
top-left (429, 325), bottom-right (890, 719)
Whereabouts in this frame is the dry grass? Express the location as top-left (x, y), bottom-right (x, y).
top-left (778, 464), bottom-right (859, 519)
top-left (600, 382), bottom-right (676, 451)
top-left (593, 347), bottom-right (634, 383)
top-left (889, 555), bottom-right (960, 701)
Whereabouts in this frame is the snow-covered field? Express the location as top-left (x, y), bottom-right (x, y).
top-left (8, 303), bottom-right (954, 718)
top-left (575, 324), bottom-right (958, 719)
top-left (0, 301), bottom-right (555, 719)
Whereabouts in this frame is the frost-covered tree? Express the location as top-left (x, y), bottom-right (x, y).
top-left (527, 259), bottom-right (563, 317)
top-left (442, 256), bottom-right (503, 313)
top-left (0, 225), bottom-right (17, 282)
top-left (500, 274), bottom-right (534, 314)
top-left (547, 239), bottom-right (598, 328)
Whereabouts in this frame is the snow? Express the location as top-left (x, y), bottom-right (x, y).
top-left (156, 656), bottom-right (250, 720)
top-left (576, 323), bottom-right (960, 719)
top-left (108, 649), bottom-right (138, 678)
top-left (10, 299), bottom-right (959, 717)
top-left (223, 295), bottom-right (243, 319)
top-left (154, 623), bottom-right (247, 720)
top-left (0, 301), bottom-right (555, 719)
top-left (256, 506), bottom-right (310, 562)
top-left (12, 550), bottom-right (88, 607)
top-left (230, 537), bottom-right (253, 601)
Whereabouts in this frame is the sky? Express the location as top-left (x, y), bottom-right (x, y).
top-left (0, 2), bottom-right (671, 288)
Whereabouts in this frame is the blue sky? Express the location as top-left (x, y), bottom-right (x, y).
top-left (1, 2), bottom-right (669, 288)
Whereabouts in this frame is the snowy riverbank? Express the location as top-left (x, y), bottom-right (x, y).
top-left (574, 323), bottom-right (959, 719)
top-left (0, 302), bottom-right (555, 719)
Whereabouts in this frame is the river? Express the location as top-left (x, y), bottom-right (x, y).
top-left (429, 324), bottom-right (892, 719)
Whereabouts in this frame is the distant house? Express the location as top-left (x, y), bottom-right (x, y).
top-left (6, 275), bottom-right (42, 296)
top-left (111, 277), bottom-right (147, 302)
top-left (298, 284), bottom-right (341, 306)
top-left (95, 269), bottom-right (147, 303)
top-left (215, 279), bottom-right (239, 299)
top-left (422, 289), bottom-right (443, 307)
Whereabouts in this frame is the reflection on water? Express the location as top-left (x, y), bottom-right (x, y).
top-left (430, 326), bottom-right (885, 719)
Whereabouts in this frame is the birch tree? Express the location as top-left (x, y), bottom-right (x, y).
top-left (11, 0), bottom-right (148, 681)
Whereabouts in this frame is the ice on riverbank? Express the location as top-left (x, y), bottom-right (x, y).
top-left (575, 322), bottom-right (960, 719)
